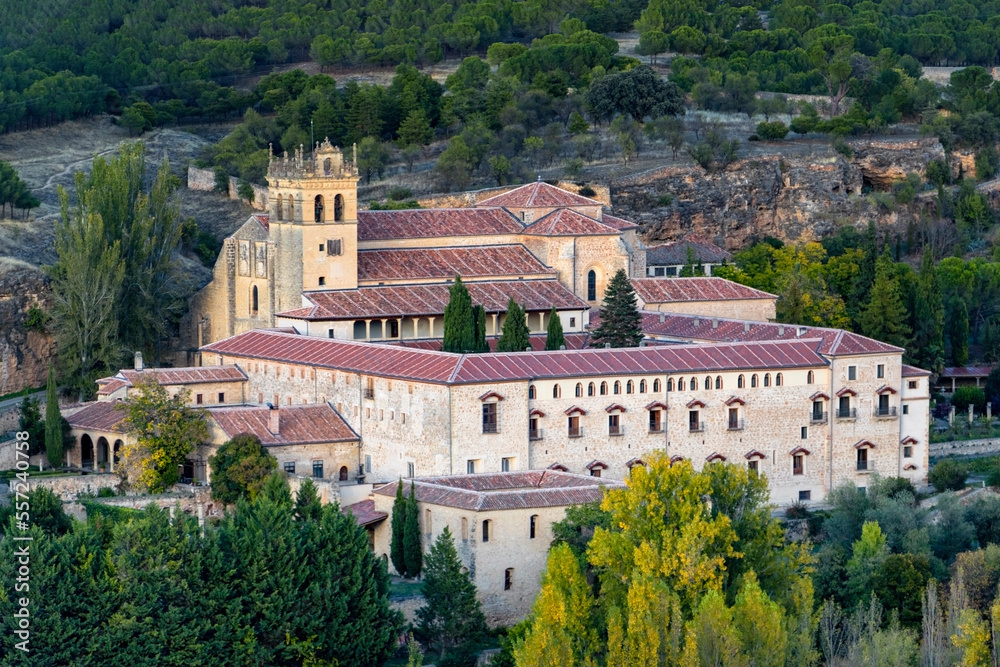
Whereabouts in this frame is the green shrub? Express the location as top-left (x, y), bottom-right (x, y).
top-left (657, 194), bottom-right (672, 206)
top-left (387, 186), bottom-right (413, 201)
top-left (755, 120), bottom-right (789, 141)
top-left (578, 185), bottom-right (596, 197)
top-left (832, 138), bottom-right (853, 158)
top-left (24, 304), bottom-right (49, 332)
top-left (952, 386), bottom-right (987, 413)
top-left (929, 458), bottom-right (968, 492)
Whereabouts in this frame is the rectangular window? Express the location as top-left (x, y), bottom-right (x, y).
top-left (728, 407), bottom-right (740, 430)
top-left (327, 239), bottom-right (342, 256)
top-left (319, 243), bottom-right (325, 252)
top-left (908, 380), bottom-right (918, 389)
top-left (568, 416), bottom-right (582, 437)
top-left (654, 267), bottom-right (666, 276)
top-left (857, 448), bottom-right (868, 472)
top-left (328, 329), bottom-right (334, 338)
top-left (318, 276), bottom-right (326, 286)
top-left (407, 462), bottom-right (415, 478)
top-left (748, 460), bottom-right (758, 473)
top-left (529, 417), bottom-right (540, 440)
top-left (903, 445), bottom-right (913, 458)
top-left (365, 455), bottom-right (371, 473)
top-left (839, 396), bottom-right (851, 417)
top-left (482, 520), bottom-right (490, 542)
top-left (504, 568), bottom-right (513, 590)
top-left (665, 266), bottom-right (677, 276)
top-left (467, 460), bottom-right (477, 474)
top-left (482, 403), bottom-right (498, 433)
top-left (529, 515), bottom-right (537, 539)
top-left (218, 392), bottom-right (225, 403)
top-left (502, 457), bottom-right (513, 472)
top-left (799, 490), bottom-right (811, 501)
top-left (793, 454), bottom-right (804, 475)
top-left (877, 364), bottom-right (885, 379)
top-left (848, 366), bottom-right (857, 381)
top-left (312, 461), bottom-right (324, 478)
top-left (801, 426), bottom-right (808, 439)
top-left (649, 410), bottom-right (663, 432)
top-left (283, 461), bottom-right (295, 474)
top-left (903, 405), bottom-right (909, 415)
top-left (688, 410), bottom-right (701, 432)
top-left (812, 400), bottom-right (825, 421)
top-left (196, 394), bottom-right (203, 404)
top-left (879, 394), bottom-right (890, 414)
top-left (608, 414), bottom-right (621, 435)
top-left (569, 317), bottom-right (576, 328)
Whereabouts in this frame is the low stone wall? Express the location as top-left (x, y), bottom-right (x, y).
top-left (287, 473), bottom-right (341, 505)
top-left (930, 437), bottom-right (1000, 459)
top-left (187, 166), bottom-right (268, 211)
top-left (20, 473), bottom-right (121, 500)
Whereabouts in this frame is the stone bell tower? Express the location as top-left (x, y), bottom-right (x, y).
top-left (266, 139), bottom-right (360, 314)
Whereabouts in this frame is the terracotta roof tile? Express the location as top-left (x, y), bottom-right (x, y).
top-left (631, 277), bottom-right (776, 304)
top-left (646, 236), bottom-right (731, 265)
top-left (96, 379), bottom-right (127, 395)
top-left (66, 401), bottom-right (126, 432)
top-left (280, 280), bottom-right (588, 320)
top-left (476, 182), bottom-right (603, 208)
top-left (902, 364), bottom-right (932, 377)
top-left (108, 366), bottom-right (248, 387)
top-left (208, 404), bottom-right (357, 445)
top-left (372, 470), bottom-right (622, 511)
top-left (343, 499), bottom-right (387, 527)
top-left (252, 214), bottom-right (269, 232)
top-left (393, 332), bottom-right (591, 352)
top-left (357, 208), bottom-right (523, 241)
top-left (357, 245), bottom-right (553, 283)
top-left (940, 366), bottom-right (994, 378)
top-left (521, 208), bottom-right (620, 237)
top-left (600, 214), bottom-right (639, 230)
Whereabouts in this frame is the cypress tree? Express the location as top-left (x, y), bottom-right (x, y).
top-left (859, 248), bottom-right (911, 349)
top-left (496, 299), bottom-right (531, 352)
top-left (415, 526), bottom-right (487, 662)
top-left (851, 221), bottom-right (879, 324)
top-left (910, 247), bottom-right (945, 372)
top-left (44, 363), bottom-right (63, 468)
top-left (443, 276), bottom-right (474, 353)
top-left (472, 304), bottom-right (488, 352)
top-left (545, 306), bottom-right (566, 350)
top-left (949, 297), bottom-right (970, 366)
top-left (390, 480), bottom-right (407, 576)
top-left (591, 268), bottom-right (643, 348)
top-left (294, 477), bottom-right (323, 522)
top-left (404, 481), bottom-right (422, 578)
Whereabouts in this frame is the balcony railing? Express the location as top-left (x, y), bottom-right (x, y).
top-left (793, 466), bottom-right (804, 476)
top-left (810, 411), bottom-right (828, 424)
top-left (609, 425), bottom-right (624, 436)
top-left (874, 406), bottom-right (898, 419)
top-left (689, 421), bottom-right (706, 433)
top-left (363, 388), bottom-right (374, 399)
top-left (836, 408), bottom-right (857, 420)
top-left (649, 424), bottom-right (664, 433)
top-left (528, 428), bottom-right (544, 440)
top-left (482, 422), bottom-right (499, 434)
top-left (727, 419), bottom-right (745, 431)
top-left (856, 461), bottom-right (870, 472)
top-left (568, 426), bottom-right (584, 438)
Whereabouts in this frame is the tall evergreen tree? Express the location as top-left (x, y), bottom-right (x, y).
top-left (44, 363), bottom-right (63, 468)
top-left (496, 299), bottom-right (531, 352)
top-left (910, 247), bottom-right (945, 372)
top-left (18, 394), bottom-right (43, 456)
top-left (391, 480), bottom-right (408, 576)
top-left (851, 220), bottom-right (879, 325)
top-left (443, 276), bottom-right (475, 353)
top-left (859, 249), bottom-right (911, 349)
top-left (948, 297), bottom-right (970, 366)
top-left (472, 304), bottom-right (488, 352)
top-left (415, 526), bottom-right (487, 662)
top-left (208, 433), bottom-right (277, 504)
top-left (404, 481), bottom-right (422, 578)
top-left (545, 306), bottom-right (566, 350)
top-left (591, 269), bottom-right (643, 348)
top-left (294, 477), bottom-right (323, 522)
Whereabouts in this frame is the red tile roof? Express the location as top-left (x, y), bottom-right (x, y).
top-left (522, 208), bottom-right (620, 237)
top-left (252, 214), bottom-right (269, 232)
top-left (203, 329), bottom-right (829, 385)
top-left (343, 499), bottom-right (387, 527)
top-left (392, 332), bottom-right (591, 352)
top-left (636, 311), bottom-right (903, 356)
top-left (902, 364), bottom-right (932, 377)
top-left (631, 277), bottom-right (776, 304)
top-left (476, 182), bottom-right (604, 209)
top-left (940, 366), bottom-right (994, 378)
top-left (600, 214), bottom-right (639, 231)
top-left (96, 379), bottom-right (127, 396)
top-left (209, 404), bottom-right (358, 445)
top-left (372, 470), bottom-right (622, 511)
top-left (66, 401), bottom-right (127, 432)
top-left (646, 236), bottom-right (731, 265)
top-left (104, 366), bottom-right (248, 388)
top-left (357, 245), bottom-right (553, 283)
top-left (280, 280), bottom-right (588, 320)
top-left (357, 208), bottom-right (523, 241)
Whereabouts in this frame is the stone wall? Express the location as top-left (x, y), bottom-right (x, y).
top-left (931, 437), bottom-right (1000, 459)
top-left (187, 166), bottom-right (267, 211)
top-left (22, 472), bottom-right (121, 500)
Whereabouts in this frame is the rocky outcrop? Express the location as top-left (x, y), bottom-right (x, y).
top-left (0, 260), bottom-right (54, 396)
top-left (615, 139), bottom-right (942, 249)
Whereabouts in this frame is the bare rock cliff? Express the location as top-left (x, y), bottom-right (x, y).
top-left (0, 260), bottom-right (54, 395)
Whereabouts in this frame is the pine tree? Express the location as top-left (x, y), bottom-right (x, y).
top-left (18, 394), bottom-right (44, 456)
top-left (472, 304), bottom-right (488, 352)
top-left (545, 306), bottom-right (566, 350)
top-left (443, 276), bottom-right (474, 353)
top-left (415, 526), bottom-right (487, 662)
top-left (44, 363), bottom-right (63, 468)
top-left (294, 477), bottom-right (323, 522)
top-left (391, 481), bottom-right (408, 576)
top-left (591, 269), bottom-right (643, 348)
top-left (404, 481), bottom-right (422, 578)
top-left (496, 299), bottom-right (531, 352)
top-left (851, 220), bottom-right (879, 325)
top-left (859, 248), bottom-right (910, 348)
top-left (910, 247), bottom-right (945, 372)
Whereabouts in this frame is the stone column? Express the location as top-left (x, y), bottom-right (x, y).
top-left (397, 317), bottom-right (403, 339)
top-left (989, 402), bottom-right (993, 421)
top-left (970, 404), bottom-right (975, 425)
top-left (428, 317), bottom-right (436, 338)
top-left (491, 313), bottom-right (498, 336)
top-left (949, 405), bottom-right (955, 426)
top-left (364, 319), bottom-right (371, 340)
top-left (380, 318), bottom-right (388, 340)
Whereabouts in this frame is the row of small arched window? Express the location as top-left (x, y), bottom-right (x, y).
top-left (529, 370), bottom-right (814, 399)
top-left (274, 193), bottom-right (345, 223)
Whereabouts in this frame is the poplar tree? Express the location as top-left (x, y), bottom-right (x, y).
top-left (496, 299), bottom-right (531, 352)
top-left (404, 481), bottom-right (422, 578)
top-left (391, 481), bottom-right (408, 576)
top-left (859, 248), bottom-right (910, 349)
top-left (443, 276), bottom-right (474, 353)
top-left (44, 363), bottom-right (63, 468)
top-left (910, 247), bottom-right (945, 372)
top-left (545, 306), bottom-right (566, 350)
top-left (591, 269), bottom-right (643, 348)
top-left (415, 526), bottom-right (487, 662)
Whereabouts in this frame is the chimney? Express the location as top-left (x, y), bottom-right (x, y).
top-left (744, 322), bottom-right (751, 333)
top-left (693, 317), bottom-right (700, 327)
top-left (559, 345), bottom-right (566, 350)
top-left (659, 312), bottom-right (665, 323)
top-left (798, 327), bottom-right (807, 337)
top-left (605, 343), bottom-right (611, 349)
top-left (777, 325), bottom-right (784, 336)
top-left (134, 351), bottom-right (143, 371)
top-left (267, 403), bottom-right (280, 435)
top-left (712, 318), bottom-right (718, 329)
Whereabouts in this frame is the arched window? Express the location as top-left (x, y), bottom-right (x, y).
top-left (640, 380), bottom-right (647, 393)
top-left (654, 379), bottom-right (661, 392)
top-left (276, 194), bottom-right (283, 220)
top-left (626, 380), bottom-right (634, 394)
top-left (482, 520), bottom-right (491, 542)
top-left (334, 193), bottom-right (344, 221)
top-left (764, 373), bottom-right (771, 387)
top-left (751, 374), bottom-right (758, 388)
top-left (339, 466), bottom-right (349, 481)
top-left (614, 381), bottom-right (621, 395)
top-left (807, 370), bottom-right (814, 384)
top-left (323, 157), bottom-right (332, 175)
top-left (587, 270), bottom-right (597, 301)
top-left (314, 195), bottom-right (325, 223)
top-left (705, 376), bottom-right (712, 391)
top-left (776, 373), bottom-right (783, 386)
top-left (528, 385), bottom-right (536, 400)
top-left (588, 382), bottom-right (595, 396)
top-left (461, 517), bottom-right (469, 540)
top-left (667, 378), bottom-right (674, 392)
top-left (286, 197), bottom-right (294, 221)
top-left (677, 378), bottom-right (685, 391)
top-left (738, 374), bottom-right (745, 388)
top-left (553, 384), bottom-right (561, 398)
top-left (600, 382), bottom-right (608, 395)
top-left (689, 377), bottom-right (698, 390)
top-left (529, 515), bottom-right (538, 539)
top-left (715, 375), bottom-right (723, 389)
top-left (575, 383), bottom-right (583, 397)
top-left (251, 285), bottom-right (259, 316)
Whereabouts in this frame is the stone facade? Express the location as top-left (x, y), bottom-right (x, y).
top-left (638, 298), bottom-right (776, 322)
